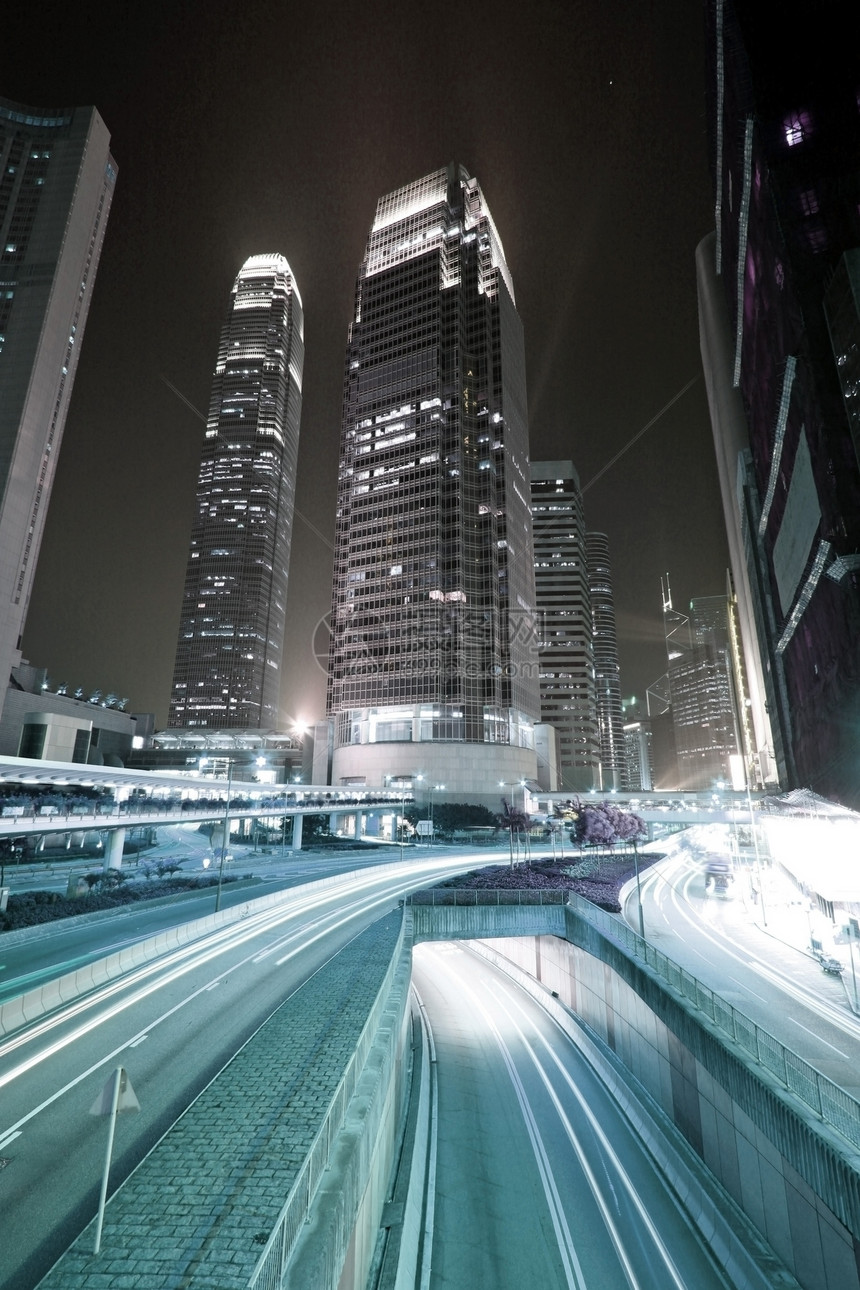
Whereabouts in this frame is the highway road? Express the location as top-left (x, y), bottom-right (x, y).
top-left (628, 850), bottom-right (860, 1100)
top-left (0, 845), bottom-right (497, 1005)
top-left (0, 854), bottom-right (486, 1290)
top-left (413, 942), bottom-right (733, 1290)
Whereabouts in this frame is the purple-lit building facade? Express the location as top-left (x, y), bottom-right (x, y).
top-left (698, 0), bottom-right (860, 804)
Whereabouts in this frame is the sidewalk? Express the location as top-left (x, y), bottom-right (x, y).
top-left (729, 858), bottom-right (860, 1012)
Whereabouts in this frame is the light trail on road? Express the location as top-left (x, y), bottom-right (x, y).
top-left (414, 943), bottom-right (731, 1290)
top-left (0, 855), bottom-right (478, 1290)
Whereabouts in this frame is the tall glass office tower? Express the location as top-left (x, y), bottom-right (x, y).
top-left (586, 531), bottom-right (625, 789)
top-left (531, 461), bottom-right (599, 790)
top-left (168, 254), bottom-right (303, 731)
top-left (327, 165), bottom-right (539, 800)
top-left (0, 98), bottom-right (116, 690)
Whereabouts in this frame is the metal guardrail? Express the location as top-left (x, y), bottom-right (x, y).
top-left (247, 915), bottom-right (408, 1290)
top-left (566, 891), bottom-right (860, 1150)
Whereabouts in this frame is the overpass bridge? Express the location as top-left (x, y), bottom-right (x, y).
top-left (0, 754), bottom-right (410, 863)
top-left (531, 786), bottom-right (769, 828)
top-left (0, 754), bottom-right (772, 862)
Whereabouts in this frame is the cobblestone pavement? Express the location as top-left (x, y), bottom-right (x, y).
top-left (37, 911), bottom-right (403, 1290)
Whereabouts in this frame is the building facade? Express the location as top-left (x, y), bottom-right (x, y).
top-left (622, 720), bottom-right (653, 792)
top-left (699, 0), bottom-right (860, 803)
top-left (168, 254), bottom-right (304, 730)
top-left (0, 97), bottom-right (116, 691)
top-left (326, 165), bottom-right (539, 802)
top-left (531, 461), bottom-right (599, 790)
top-left (665, 589), bottom-right (740, 791)
top-left (586, 531), bottom-right (625, 789)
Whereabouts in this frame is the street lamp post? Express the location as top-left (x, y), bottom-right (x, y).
top-left (632, 839), bottom-right (645, 940)
top-left (215, 759), bottom-right (234, 913)
top-left (746, 775), bottom-right (766, 926)
top-left (499, 779), bottom-right (527, 862)
top-left (429, 784), bottom-right (444, 843)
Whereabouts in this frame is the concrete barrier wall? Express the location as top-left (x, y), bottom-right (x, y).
top-left (484, 915), bottom-right (860, 1290)
top-left (283, 939), bottom-right (414, 1290)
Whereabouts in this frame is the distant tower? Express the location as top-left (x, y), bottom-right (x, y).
top-left (664, 580), bottom-right (741, 789)
top-left (586, 532), bottom-right (625, 789)
top-left (531, 461), bottom-right (599, 790)
top-left (0, 98), bottom-right (116, 688)
top-left (168, 254), bottom-right (304, 730)
top-left (622, 719), bottom-right (654, 791)
top-left (326, 165), bottom-right (539, 801)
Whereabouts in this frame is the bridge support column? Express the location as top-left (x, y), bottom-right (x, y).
top-left (290, 814), bottom-right (303, 852)
top-left (105, 827), bottom-right (126, 872)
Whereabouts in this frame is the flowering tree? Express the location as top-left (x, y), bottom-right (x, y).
top-left (571, 800), bottom-right (646, 850)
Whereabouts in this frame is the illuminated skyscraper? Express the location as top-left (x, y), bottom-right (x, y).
top-left (326, 165), bottom-right (539, 800)
top-left (168, 254), bottom-right (303, 730)
top-left (531, 461), bottom-right (599, 790)
top-left (0, 98), bottom-right (116, 689)
top-left (586, 531), bottom-right (625, 789)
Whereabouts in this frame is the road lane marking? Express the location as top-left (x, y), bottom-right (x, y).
top-left (0, 1128), bottom-right (21, 1150)
top-left (488, 971), bottom-right (690, 1290)
top-left (421, 949), bottom-right (586, 1290)
top-left (789, 1019), bottom-right (851, 1057)
top-left (726, 976), bottom-right (768, 1002)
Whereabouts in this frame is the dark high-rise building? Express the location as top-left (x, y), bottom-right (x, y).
top-left (586, 532), bottom-right (625, 789)
top-left (531, 461), bottom-right (599, 790)
top-left (698, 0), bottom-right (860, 802)
top-left (0, 98), bottom-right (116, 690)
top-left (326, 165), bottom-right (539, 801)
top-left (168, 254), bottom-right (303, 731)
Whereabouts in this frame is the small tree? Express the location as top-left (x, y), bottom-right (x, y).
top-left (498, 798), bottom-right (532, 866)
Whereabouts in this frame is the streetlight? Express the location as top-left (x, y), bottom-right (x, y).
top-left (207, 758), bottom-right (234, 913)
top-left (632, 839), bottom-right (645, 939)
top-left (499, 779), bottom-right (528, 861)
top-left (429, 784), bottom-right (444, 842)
top-left (731, 754), bottom-right (766, 925)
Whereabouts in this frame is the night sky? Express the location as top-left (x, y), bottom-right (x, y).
top-left (7, 0), bottom-right (727, 731)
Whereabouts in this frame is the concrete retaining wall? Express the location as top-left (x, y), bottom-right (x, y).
top-left (488, 913), bottom-right (860, 1290)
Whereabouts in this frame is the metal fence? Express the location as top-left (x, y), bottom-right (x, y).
top-left (567, 892), bottom-right (860, 1150)
top-left (247, 917), bottom-right (408, 1290)
top-left (407, 887), bottom-right (569, 906)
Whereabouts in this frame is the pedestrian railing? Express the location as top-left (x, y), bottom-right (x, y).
top-left (567, 892), bottom-right (860, 1149)
top-left (407, 887), bottom-right (568, 906)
